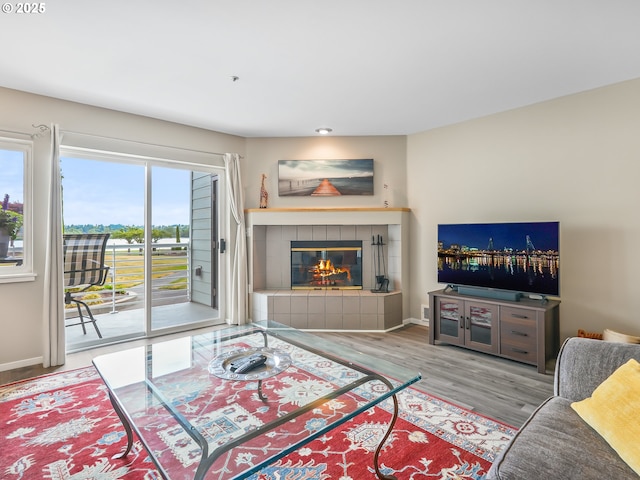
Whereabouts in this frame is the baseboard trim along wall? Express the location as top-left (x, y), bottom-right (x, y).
top-left (404, 317), bottom-right (428, 327)
top-left (0, 356), bottom-right (43, 373)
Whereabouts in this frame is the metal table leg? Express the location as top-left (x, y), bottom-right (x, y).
top-left (107, 391), bottom-right (133, 459)
top-left (373, 392), bottom-right (399, 480)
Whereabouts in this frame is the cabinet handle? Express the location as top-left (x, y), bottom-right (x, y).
top-left (465, 317), bottom-right (470, 329)
top-left (511, 330), bottom-right (528, 336)
top-left (460, 317), bottom-right (464, 329)
top-left (512, 347), bottom-right (528, 354)
top-left (511, 313), bottom-right (530, 319)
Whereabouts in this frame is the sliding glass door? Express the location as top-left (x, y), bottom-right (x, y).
top-left (149, 167), bottom-right (221, 331)
top-left (61, 154), bottom-right (225, 351)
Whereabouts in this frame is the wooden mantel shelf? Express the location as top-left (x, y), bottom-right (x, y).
top-left (245, 207), bottom-right (410, 227)
top-left (245, 207), bottom-right (410, 213)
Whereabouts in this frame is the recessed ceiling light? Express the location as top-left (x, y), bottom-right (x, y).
top-left (315, 127), bottom-right (333, 135)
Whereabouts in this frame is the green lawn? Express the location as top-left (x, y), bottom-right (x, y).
top-left (74, 251), bottom-right (189, 292)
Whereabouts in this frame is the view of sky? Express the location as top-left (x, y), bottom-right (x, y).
top-left (2, 147), bottom-right (204, 226)
top-left (61, 157), bottom-right (191, 225)
top-left (438, 222), bottom-right (560, 251)
top-left (278, 159), bottom-right (374, 180)
top-left (0, 149), bottom-right (24, 203)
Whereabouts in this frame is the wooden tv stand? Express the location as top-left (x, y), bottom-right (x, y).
top-left (428, 289), bottom-right (560, 374)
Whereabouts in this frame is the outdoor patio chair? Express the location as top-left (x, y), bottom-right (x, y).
top-left (63, 233), bottom-right (111, 338)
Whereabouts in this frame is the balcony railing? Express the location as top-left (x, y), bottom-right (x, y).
top-left (65, 242), bottom-right (190, 317)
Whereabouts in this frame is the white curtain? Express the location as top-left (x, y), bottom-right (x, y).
top-left (224, 153), bottom-right (248, 325)
top-left (42, 124), bottom-right (65, 367)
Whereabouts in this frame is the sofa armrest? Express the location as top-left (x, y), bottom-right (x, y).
top-left (554, 337), bottom-right (640, 402)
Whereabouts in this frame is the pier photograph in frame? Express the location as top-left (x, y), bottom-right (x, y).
top-left (278, 159), bottom-right (374, 196)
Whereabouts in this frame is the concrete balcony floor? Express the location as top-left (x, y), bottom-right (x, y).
top-left (65, 300), bottom-right (222, 352)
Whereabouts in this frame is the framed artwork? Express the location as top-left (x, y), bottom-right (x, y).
top-left (278, 159), bottom-right (374, 196)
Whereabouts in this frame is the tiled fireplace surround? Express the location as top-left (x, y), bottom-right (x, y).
top-left (247, 208), bottom-right (410, 331)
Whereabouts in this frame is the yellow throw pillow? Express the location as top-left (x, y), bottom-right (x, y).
top-left (571, 359), bottom-right (640, 475)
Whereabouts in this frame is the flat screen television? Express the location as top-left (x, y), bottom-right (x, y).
top-left (437, 221), bottom-right (560, 297)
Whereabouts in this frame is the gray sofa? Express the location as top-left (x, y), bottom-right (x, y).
top-left (487, 337), bottom-right (640, 479)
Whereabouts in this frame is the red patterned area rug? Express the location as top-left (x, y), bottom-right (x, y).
top-left (0, 366), bottom-right (516, 480)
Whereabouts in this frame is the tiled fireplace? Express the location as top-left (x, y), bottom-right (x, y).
top-left (246, 208), bottom-right (410, 331)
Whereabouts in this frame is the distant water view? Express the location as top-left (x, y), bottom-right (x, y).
top-left (6, 237), bottom-right (185, 252)
top-left (278, 176), bottom-right (374, 196)
top-left (106, 238), bottom-right (184, 246)
top-left (438, 253), bottom-right (559, 295)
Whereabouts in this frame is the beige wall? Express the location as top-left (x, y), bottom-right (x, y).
top-left (0, 87), bottom-right (244, 370)
top-left (407, 78), bottom-right (640, 341)
top-left (244, 136), bottom-right (407, 209)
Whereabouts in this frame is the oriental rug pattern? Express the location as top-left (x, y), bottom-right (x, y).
top-left (1, 362), bottom-right (515, 479)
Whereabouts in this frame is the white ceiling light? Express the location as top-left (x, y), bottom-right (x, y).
top-left (315, 127), bottom-right (333, 135)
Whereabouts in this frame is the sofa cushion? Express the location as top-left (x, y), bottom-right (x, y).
top-left (571, 358), bottom-right (640, 476)
top-left (487, 396), bottom-right (638, 480)
top-left (603, 329), bottom-right (640, 344)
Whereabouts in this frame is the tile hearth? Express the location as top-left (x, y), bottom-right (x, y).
top-left (251, 289), bottom-right (402, 331)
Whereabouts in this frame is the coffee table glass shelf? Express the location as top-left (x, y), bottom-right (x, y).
top-left (92, 321), bottom-right (421, 480)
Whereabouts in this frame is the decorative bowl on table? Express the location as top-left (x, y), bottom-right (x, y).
top-left (208, 347), bottom-right (292, 381)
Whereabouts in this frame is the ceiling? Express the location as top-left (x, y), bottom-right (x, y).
top-left (2, 1), bottom-right (640, 138)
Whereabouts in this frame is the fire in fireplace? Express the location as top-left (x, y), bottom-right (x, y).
top-left (291, 240), bottom-right (363, 290)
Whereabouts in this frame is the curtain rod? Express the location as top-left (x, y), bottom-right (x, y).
top-left (0, 124), bottom-right (50, 138)
top-left (59, 129), bottom-right (230, 157)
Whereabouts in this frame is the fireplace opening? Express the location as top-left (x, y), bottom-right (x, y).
top-left (291, 240), bottom-right (363, 290)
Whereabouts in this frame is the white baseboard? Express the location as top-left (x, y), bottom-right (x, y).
top-left (404, 317), bottom-right (429, 327)
top-left (0, 356), bottom-right (43, 373)
top-left (401, 306), bottom-right (430, 327)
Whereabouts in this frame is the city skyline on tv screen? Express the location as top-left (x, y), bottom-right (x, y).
top-left (438, 221), bottom-right (559, 252)
top-left (437, 221), bottom-right (560, 296)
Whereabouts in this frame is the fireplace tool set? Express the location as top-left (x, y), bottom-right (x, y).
top-left (371, 235), bottom-right (389, 293)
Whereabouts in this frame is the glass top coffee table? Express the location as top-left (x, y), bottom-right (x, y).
top-left (92, 321), bottom-right (421, 480)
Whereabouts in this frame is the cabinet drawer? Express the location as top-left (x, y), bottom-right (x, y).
top-left (501, 306), bottom-right (537, 323)
top-left (500, 309), bottom-right (537, 364)
top-left (500, 340), bottom-right (537, 364)
top-left (500, 317), bottom-right (537, 344)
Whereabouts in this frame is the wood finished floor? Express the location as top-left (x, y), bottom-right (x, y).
top-left (0, 324), bottom-right (553, 427)
top-left (314, 326), bottom-right (554, 427)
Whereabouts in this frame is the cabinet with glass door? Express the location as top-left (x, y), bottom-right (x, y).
top-left (430, 294), bottom-right (499, 354)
